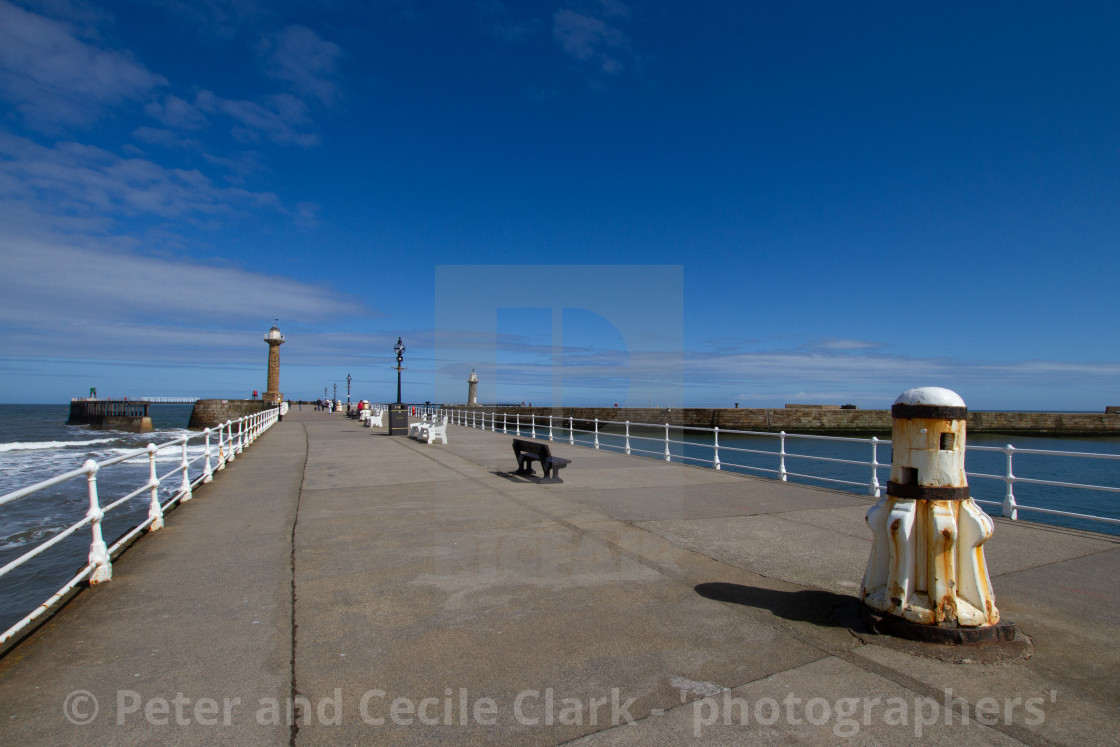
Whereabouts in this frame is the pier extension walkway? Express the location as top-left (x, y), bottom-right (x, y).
top-left (0, 410), bottom-right (1117, 745)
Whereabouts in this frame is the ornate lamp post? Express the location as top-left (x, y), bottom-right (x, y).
top-left (346, 373), bottom-right (352, 413)
top-left (387, 338), bottom-right (408, 435)
top-left (394, 337), bottom-right (406, 404)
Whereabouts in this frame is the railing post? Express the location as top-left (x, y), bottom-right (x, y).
top-left (594, 418), bottom-right (600, 449)
top-left (569, 416), bottom-right (575, 445)
top-left (516, 413), bottom-right (520, 436)
top-left (1002, 445), bottom-right (1018, 520)
top-left (779, 431), bottom-right (788, 481)
top-left (869, 436), bottom-right (881, 497)
top-left (202, 428), bottom-right (214, 483)
top-left (237, 419), bottom-right (244, 456)
top-left (625, 421), bottom-right (631, 455)
top-left (491, 412), bottom-right (496, 433)
top-left (180, 439), bottom-right (193, 500)
top-left (216, 421), bottom-right (227, 470)
top-left (548, 415), bottom-right (554, 442)
top-left (531, 414), bottom-right (536, 439)
top-left (664, 423), bottom-right (671, 461)
top-left (503, 413), bottom-right (507, 434)
top-left (85, 460), bottom-right (111, 584)
top-left (713, 426), bottom-right (721, 470)
top-left (227, 420), bottom-right (237, 462)
top-left (146, 444), bottom-right (163, 532)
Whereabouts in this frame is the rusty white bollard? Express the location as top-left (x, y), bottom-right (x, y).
top-left (861, 387), bottom-right (1013, 643)
top-left (84, 460), bottom-right (112, 584)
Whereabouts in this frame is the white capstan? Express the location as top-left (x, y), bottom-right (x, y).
top-left (893, 387), bottom-right (966, 408)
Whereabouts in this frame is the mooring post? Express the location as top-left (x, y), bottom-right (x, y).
top-left (861, 387), bottom-right (1012, 643)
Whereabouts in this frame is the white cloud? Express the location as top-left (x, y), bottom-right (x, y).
top-left (0, 235), bottom-right (374, 363)
top-left (144, 94), bottom-right (209, 130)
top-left (0, 131), bottom-right (281, 225)
top-left (552, 7), bottom-right (631, 76)
top-left (0, 0), bottom-right (166, 130)
top-left (195, 90), bottom-right (319, 147)
top-left (257, 25), bottom-right (342, 106)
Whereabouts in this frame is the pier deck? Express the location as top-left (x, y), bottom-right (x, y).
top-left (1, 410), bottom-right (1117, 745)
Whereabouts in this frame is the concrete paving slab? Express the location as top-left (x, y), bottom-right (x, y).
top-left (568, 655), bottom-right (1025, 746)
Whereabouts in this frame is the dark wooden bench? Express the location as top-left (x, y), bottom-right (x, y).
top-left (512, 439), bottom-right (571, 482)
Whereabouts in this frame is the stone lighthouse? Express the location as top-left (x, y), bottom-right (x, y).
top-left (467, 369), bottom-right (479, 406)
top-left (264, 320), bottom-right (285, 405)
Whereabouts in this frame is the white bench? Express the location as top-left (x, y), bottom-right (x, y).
top-left (418, 417), bottom-right (448, 444)
top-left (408, 415), bottom-right (431, 439)
top-left (366, 411), bottom-right (384, 428)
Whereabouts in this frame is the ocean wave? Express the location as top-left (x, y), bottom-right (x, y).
top-left (0, 439), bottom-right (116, 453)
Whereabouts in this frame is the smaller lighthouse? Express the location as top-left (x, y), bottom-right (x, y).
top-left (467, 369), bottom-right (479, 406)
top-left (264, 320), bottom-right (285, 405)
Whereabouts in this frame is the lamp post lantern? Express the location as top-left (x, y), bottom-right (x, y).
top-left (347, 373), bottom-right (352, 413)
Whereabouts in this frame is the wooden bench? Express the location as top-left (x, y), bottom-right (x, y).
top-left (512, 439), bottom-right (571, 482)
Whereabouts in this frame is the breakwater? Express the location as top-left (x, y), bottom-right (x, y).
top-left (187, 399), bottom-right (270, 429)
top-left (442, 406), bottom-right (1120, 436)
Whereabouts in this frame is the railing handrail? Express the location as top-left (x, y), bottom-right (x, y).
top-left (447, 408), bottom-right (1120, 530)
top-left (0, 406), bottom-right (283, 649)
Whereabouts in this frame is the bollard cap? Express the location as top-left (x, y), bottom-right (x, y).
top-left (892, 387), bottom-right (966, 420)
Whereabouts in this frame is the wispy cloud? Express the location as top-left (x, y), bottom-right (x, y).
top-left (0, 131), bottom-right (281, 228)
top-left (552, 3), bottom-right (634, 77)
top-left (0, 234), bottom-right (375, 364)
top-left (144, 94), bottom-right (209, 130)
top-left (195, 90), bottom-right (320, 147)
top-left (257, 25), bottom-right (342, 106)
top-left (0, 0), bottom-right (166, 131)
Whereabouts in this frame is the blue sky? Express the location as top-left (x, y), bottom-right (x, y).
top-left (0, 1), bottom-right (1118, 409)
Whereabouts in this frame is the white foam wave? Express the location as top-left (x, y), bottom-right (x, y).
top-left (0, 439), bottom-right (116, 453)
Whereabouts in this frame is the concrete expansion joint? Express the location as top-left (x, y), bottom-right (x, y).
top-left (288, 421), bottom-right (309, 747)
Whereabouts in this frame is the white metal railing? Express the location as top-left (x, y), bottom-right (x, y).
top-left (140, 397), bottom-right (199, 403)
top-left (447, 409), bottom-right (1120, 529)
top-left (0, 406), bottom-right (283, 648)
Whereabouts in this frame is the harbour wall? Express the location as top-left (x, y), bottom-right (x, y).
top-left (188, 399), bottom-right (271, 430)
top-left (442, 406), bottom-right (1120, 436)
